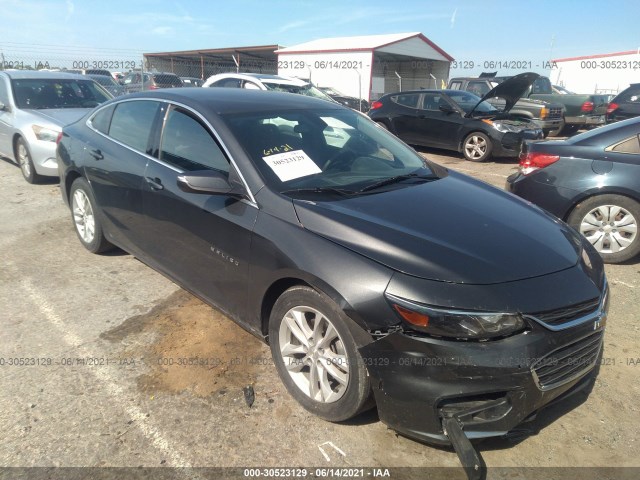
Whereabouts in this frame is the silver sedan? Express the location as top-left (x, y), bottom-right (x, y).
top-left (0, 70), bottom-right (111, 183)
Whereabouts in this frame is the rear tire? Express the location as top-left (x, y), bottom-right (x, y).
top-left (567, 194), bottom-right (640, 263)
top-left (16, 138), bottom-right (43, 184)
top-left (462, 132), bottom-right (492, 162)
top-left (376, 121), bottom-right (389, 130)
top-left (69, 178), bottom-right (114, 254)
top-left (269, 286), bottom-right (372, 422)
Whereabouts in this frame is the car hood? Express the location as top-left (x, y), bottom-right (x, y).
top-left (293, 172), bottom-right (579, 284)
top-left (26, 108), bottom-right (92, 127)
top-left (470, 72), bottom-right (541, 116)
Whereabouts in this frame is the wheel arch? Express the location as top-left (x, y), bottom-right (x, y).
top-left (259, 273), bottom-right (366, 345)
top-left (562, 187), bottom-right (640, 221)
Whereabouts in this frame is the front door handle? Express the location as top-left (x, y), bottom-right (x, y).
top-left (89, 148), bottom-right (103, 160)
top-left (145, 176), bottom-right (164, 191)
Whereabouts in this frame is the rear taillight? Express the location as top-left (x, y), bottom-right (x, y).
top-left (606, 102), bottom-right (619, 114)
top-left (580, 101), bottom-right (594, 112)
top-left (370, 101), bottom-right (383, 110)
top-left (519, 151), bottom-right (560, 175)
top-left (56, 132), bottom-right (63, 145)
top-left (149, 84), bottom-right (159, 90)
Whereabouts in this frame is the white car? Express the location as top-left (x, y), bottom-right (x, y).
top-left (0, 71), bottom-right (112, 183)
top-left (202, 73), bottom-right (336, 103)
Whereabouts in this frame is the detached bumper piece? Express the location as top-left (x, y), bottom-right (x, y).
top-left (441, 416), bottom-right (486, 480)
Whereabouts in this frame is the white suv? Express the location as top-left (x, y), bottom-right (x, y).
top-left (202, 73), bottom-right (336, 103)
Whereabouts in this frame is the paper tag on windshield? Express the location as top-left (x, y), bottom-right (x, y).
top-left (262, 150), bottom-right (321, 182)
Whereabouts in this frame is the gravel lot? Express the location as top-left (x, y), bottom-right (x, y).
top-left (1, 145), bottom-right (638, 479)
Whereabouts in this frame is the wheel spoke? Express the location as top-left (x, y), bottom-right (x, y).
top-left (308, 362), bottom-right (320, 400)
top-left (283, 314), bottom-right (309, 348)
top-left (318, 322), bottom-right (338, 349)
top-left (323, 358), bottom-right (348, 386)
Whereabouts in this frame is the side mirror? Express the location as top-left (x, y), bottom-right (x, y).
top-left (0, 102), bottom-right (11, 112)
top-left (177, 168), bottom-right (248, 198)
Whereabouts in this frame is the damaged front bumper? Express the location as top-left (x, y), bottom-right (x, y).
top-left (359, 315), bottom-right (604, 446)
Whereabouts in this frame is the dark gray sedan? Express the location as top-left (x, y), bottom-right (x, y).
top-left (507, 116), bottom-right (640, 263)
top-left (58, 88), bottom-right (608, 472)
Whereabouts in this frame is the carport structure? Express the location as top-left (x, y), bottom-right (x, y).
top-left (143, 45), bottom-right (281, 81)
top-left (276, 32), bottom-right (454, 102)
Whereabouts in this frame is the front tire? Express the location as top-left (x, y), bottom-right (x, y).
top-left (269, 286), bottom-right (372, 422)
top-left (16, 138), bottom-right (43, 184)
top-left (567, 194), bottom-right (640, 263)
top-left (462, 132), bottom-right (492, 162)
top-left (69, 178), bottom-right (114, 253)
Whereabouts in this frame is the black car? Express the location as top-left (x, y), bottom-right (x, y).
top-left (319, 86), bottom-right (370, 112)
top-left (368, 72), bottom-right (544, 162)
top-left (57, 89), bottom-right (607, 471)
top-left (507, 116), bottom-right (640, 264)
top-left (606, 83), bottom-right (640, 123)
top-left (87, 74), bottom-right (126, 97)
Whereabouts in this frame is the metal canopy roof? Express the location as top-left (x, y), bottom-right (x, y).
top-left (144, 45), bottom-right (282, 62)
top-left (276, 32), bottom-right (454, 62)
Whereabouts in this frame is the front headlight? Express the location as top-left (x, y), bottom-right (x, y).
top-left (32, 125), bottom-right (61, 142)
top-left (386, 293), bottom-right (525, 341)
top-left (482, 119), bottom-right (523, 133)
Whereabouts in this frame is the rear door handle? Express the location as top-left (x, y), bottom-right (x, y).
top-left (145, 176), bottom-right (164, 191)
top-left (89, 148), bottom-right (103, 160)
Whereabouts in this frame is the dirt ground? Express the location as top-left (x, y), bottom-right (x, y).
top-left (1, 147), bottom-right (639, 480)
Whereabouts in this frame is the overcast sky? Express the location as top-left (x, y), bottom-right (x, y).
top-left (1, 0), bottom-right (638, 74)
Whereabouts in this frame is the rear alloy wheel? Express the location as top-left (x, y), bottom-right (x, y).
top-left (16, 138), bottom-right (43, 184)
top-left (462, 132), bottom-right (492, 162)
top-left (568, 194), bottom-right (640, 263)
top-left (269, 286), bottom-right (372, 422)
top-left (70, 178), bottom-right (114, 254)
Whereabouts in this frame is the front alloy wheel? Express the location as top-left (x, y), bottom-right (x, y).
top-left (269, 286), bottom-right (372, 422)
top-left (16, 138), bottom-right (42, 184)
top-left (462, 132), bottom-right (492, 162)
top-left (568, 194), bottom-right (640, 263)
top-left (278, 306), bottom-right (349, 403)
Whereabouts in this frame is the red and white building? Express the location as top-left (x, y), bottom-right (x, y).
top-left (276, 32), bottom-right (454, 103)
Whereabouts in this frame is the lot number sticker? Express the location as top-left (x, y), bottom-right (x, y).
top-left (262, 150), bottom-right (321, 182)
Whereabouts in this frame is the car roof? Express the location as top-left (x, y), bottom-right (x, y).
top-left (382, 89), bottom-right (461, 97)
top-left (570, 116), bottom-right (640, 145)
top-left (1, 70), bottom-right (87, 80)
top-left (108, 88), bottom-right (343, 115)
top-left (206, 72), bottom-right (307, 86)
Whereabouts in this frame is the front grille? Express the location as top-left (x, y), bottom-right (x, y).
top-left (532, 331), bottom-right (603, 390)
top-left (530, 298), bottom-right (600, 327)
top-left (548, 107), bottom-right (563, 119)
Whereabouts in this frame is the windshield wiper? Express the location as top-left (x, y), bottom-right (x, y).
top-left (280, 186), bottom-right (356, 196)
top-left (356, 173), bottom-right (438, 193)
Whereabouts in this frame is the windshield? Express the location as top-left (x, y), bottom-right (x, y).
top-left (321, 87), bottom-right (342, 96)
top-left (11, 78), bottom-right (112, 109)
top-left (223, 108), bottom-right (436, 196)
top-left (262, 82), bottom-right (334, 102)
top-left (447, 91), bottom-right (498, 115)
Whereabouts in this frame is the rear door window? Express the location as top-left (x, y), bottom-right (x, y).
top-left (108, 100), bottom-right (160, 153)
top-left (159, 107), bottom-right (229, 172)
top-left (607, 135), bottom-right (640, 154)
top-left (90, 104), bottom-right (115, 134)
top-left (391, 94), bottom-right (420, 108)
